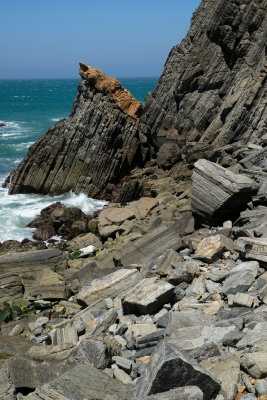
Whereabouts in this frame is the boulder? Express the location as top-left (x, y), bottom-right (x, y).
top-left (135, 340), bottom-right (221, 400)
top-left (194, 234), bottom-right (234, 263)
top-left (192, 159), bottom-right (257, 224)
top-left (76, 268), bottom-right (142, 306)
top-left (101, 222), bottom-right (184, 268)
top-left (122, 278), bottom-right (174, 315)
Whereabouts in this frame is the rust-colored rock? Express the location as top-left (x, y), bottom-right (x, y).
top-left (79, 63), bottom-right (143, 119)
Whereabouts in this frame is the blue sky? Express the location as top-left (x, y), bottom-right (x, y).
top-left (0, 0), bottom-right (201, 79)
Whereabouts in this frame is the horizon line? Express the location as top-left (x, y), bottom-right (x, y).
top-left (0, 76), bottom-right (159, 81)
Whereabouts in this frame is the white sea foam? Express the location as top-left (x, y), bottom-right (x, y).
top-left (13, 142), bottom-right (34, 151)
top-left (0, 121), bottom-right (33, 141)
top-left (0, 181), bottom-right (107, 242)
top-left (50, 118), bottom-right (62, 122)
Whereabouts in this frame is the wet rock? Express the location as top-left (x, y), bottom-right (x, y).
top-left (135, 340), bottom-right (221, 400)
top-left (28, 202), bottom-right (93, 240)
top-left (76, 268), bottom-right (142, 306)
top-left (122, 278), bottom-right (174, 315)
top-left (192, 159), bottom-right (257, 224)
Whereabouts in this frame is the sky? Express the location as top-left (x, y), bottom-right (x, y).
top-left (0, 0), bottom-right (201, 79)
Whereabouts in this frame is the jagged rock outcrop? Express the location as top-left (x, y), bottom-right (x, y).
top-left (142, 0), bottom-right (267, 149)
top-left (4, 0), bottom-right (267, 200)
top-left (5, 64), bottom-right (153, 198)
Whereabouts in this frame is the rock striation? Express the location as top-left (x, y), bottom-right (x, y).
top-left (142, 0), bottom-right (267, 149)
top-left (5, 64), bottom-right (153, 199)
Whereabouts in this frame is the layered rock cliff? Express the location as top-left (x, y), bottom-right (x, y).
top-left (4, 0), bottom-right (267, 199)
top-left (142, 0), bottom-right (267, 148)
top-left (5, 64), bottom-right (153, 198)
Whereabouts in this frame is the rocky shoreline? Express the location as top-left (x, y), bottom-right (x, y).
top-left (1, 0), bottom-right (267, 398)
top-left (2, 154), bottom-right (267, 399)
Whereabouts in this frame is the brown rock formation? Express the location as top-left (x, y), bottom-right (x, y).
top-left (5, 64), bottom-right (153, 198)
top-left (79, 63), bottom-right (143, 119)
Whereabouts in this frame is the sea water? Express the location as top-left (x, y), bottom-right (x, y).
top-left (0, 78), bottom-right (157, 241)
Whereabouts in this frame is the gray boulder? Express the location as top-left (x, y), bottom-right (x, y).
top-left (135, 340), bottom-right (221, 400)
top-left (192, 159), bottom-right (257, 224)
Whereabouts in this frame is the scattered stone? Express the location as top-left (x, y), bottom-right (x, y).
top-left (112, 356), bottom-right (133, 373)
top-left (194, 234), bottom-right (234, 263)
top-left (168, 259), bottom-right (200, 284)
top-left (77, 268), bottom-right (141, 305)
top-left (135, 340), bottom-right (221, 400)
top-left (122, 278), bottom-right (174, 315)
top-left (228, 292), bottom-right (254, 308)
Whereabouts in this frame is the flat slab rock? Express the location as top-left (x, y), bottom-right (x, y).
top-left (122, 278), bottom-right (174, 315)
top-left (25, 363), bottom-right (133, 400)
top-left (102, 222), bottom-right (184, 268)
top-left (135, 340), bottom-right (221, 400)
top-left (192, 159), bottom-right (257, 224)
top-left (76, 268), bottom-right (142, 305)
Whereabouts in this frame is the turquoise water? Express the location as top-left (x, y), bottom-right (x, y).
top-left (0, 78), bottom-right (157, 241)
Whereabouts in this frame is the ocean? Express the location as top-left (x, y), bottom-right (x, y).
top-left (0, 78), bottom-right (157, 242)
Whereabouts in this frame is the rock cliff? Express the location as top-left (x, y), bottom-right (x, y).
top-left (5, 64), bottom-right (153, 198)
top-left (142, 0), bottom-right (267, 148)
top-left (4, 0), bottom-right (267, 199)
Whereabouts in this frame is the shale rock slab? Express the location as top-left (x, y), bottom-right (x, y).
top-left (192, 159), bottom-right (257, 224)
